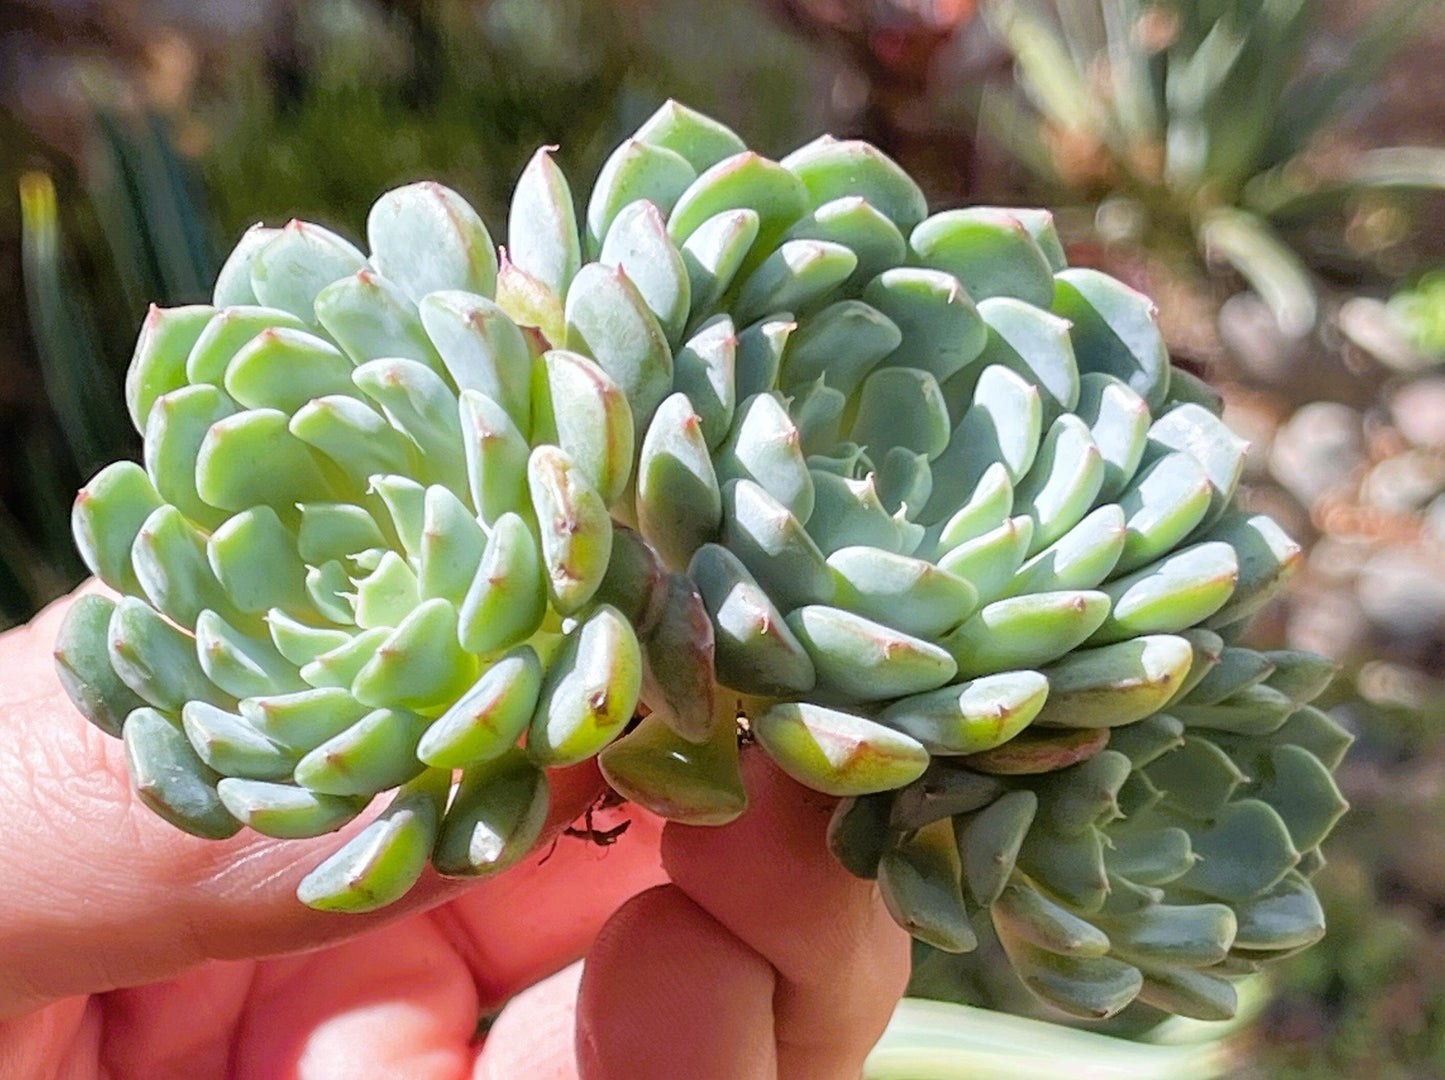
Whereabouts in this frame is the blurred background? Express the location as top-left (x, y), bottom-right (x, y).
top-left (2, 0), bottom-right (1443, 1073)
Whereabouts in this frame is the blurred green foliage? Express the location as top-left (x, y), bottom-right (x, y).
top-left (1388, 271), bottom-right (1445, 360)
top-left (976, 0), bottom-right (1444, 340)
top-left (194, 0), bottom-right (825, 239)
top-left (0, 0), bottom-right (828, 630)
top-left (1253, 689), bottom-right (1445, 1079)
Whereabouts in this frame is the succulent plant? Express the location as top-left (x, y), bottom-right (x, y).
top-left (55, 100), bottom-right (1347, 1023)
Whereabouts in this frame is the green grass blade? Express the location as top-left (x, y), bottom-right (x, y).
top-left (19, 172), bottom-right (132, 474)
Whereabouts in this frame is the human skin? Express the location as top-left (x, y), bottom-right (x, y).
top-left (0, 591), bottom-right (910, 1079)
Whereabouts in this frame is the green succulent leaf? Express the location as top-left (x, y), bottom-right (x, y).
top-left (367, 181), bottom-right (497, 303)
top-left (433, 749), bottom-right (550, 877)
top-left (753, 701), bottom-right (930, 797)
top-left (125, 707), bottom-right (242, 839)
top-left (298, 769), bottom-right (450, 913)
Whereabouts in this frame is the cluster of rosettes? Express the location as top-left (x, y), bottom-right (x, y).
top-left (55, 102), bottom-right (1348, 1022)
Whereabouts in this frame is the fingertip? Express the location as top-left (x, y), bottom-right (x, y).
top-left (577, 885), bottom-right (776, 1080)
top-left (472, 962), bottom-right (582, 1080)
top-left (0, 726), bottom-right (612, 1015)
top-left (658, 747), bottom-right (911, 1080)
top-left (659, 746), bottom-right (883, 986)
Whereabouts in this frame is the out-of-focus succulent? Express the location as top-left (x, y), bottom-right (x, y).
top-left (1342, 270), bottom-right (1445, 373)
top-left (978, 0), bottom-right (1440, 348)
top-left (56, 100), bottom-right (1347, 1021)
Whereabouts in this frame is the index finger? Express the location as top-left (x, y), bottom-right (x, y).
top-left (0, 593), bottom-right (609, 1019)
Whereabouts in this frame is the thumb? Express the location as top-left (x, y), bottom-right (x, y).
top-left (576, 749), bottom-right (911, 1079)
top-left (0, 592), bottom-right (604, 1019)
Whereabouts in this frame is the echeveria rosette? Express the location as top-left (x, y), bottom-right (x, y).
top-left (54, 100), bottom-right (1348, 1023)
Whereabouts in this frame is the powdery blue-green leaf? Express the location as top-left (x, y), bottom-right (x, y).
top-left (911, 208), bottom-right (1055, 308)
top-left (508, 147), bottom-right (581, 300)
top-left (351, 599), bottom-right (477, 711)
top-left (125, 707), bottom-right (241, 839)
top-left (125, 304), bottom-right (217, 432)
top-left (458, 512), bottom-right (546, 655)
top-left (73, 461), bottom-right (164, 594)
top-left (565, 263), bottom-right (674, 437)
top-left (418, 646), bottom-right (543, 769)
top-left (600, 712), bottom-right (746, 826)
top-left (779, 299), bottom-right (900, 397)
top-left (186, 305), bottom-right (309, 386)
top-left (668, 152), bottom-right (807, 253)
top-left (689, 543), bottom-right (815, 697)
top-left (974, 297), bottom-right (1080, 425)
top-left (298, 769), bottom-right (449, 912)
top-left (433, 750), bottom-right (549, 876)
top-left (419, 291), bottom-right (533, 436)
top-left (1032, 635), bottom-right (1196, 729)
top-left (879, 819), bottom-right (976, 953)
top-left (208, 506), bottom-right (306, 615)
top-left (671, 314), bottom-right (737, 449)
top-left (635, 100), bottom-right (747, 173)
top-left (732, 239), bottom-right (856, 327)
top-left (784, 197), bottom-right (907, 291)
top-left (827, 547), bottom-right (977, 640)
top-left (599, 200), bottom-right (691, 346)
top-left (944, 591), bottom-right (1111, 678)
top-left (535, 349), bottom-right (635, 507)
top-left (781, 135), bottom-right (928, 232)
top-left (1053, 268), bottom-right (1171, 411)
top-left (880, 671), bottom-right (1050, 755)
top-left (367, 181), bottom-right (497, 302)
top-left (249, 220), bottom-right (366, 324)
top-left (636, 392), bottom-right (722, 570)
top-left (864, 268), bottom-right (986, 387)
top-left (785, 605), bottom-right (957, 704)
top-left (55, 594), bottom-right (148, 737)
top-left (587, 138), bottom-right (698, 255)
top-left (293, 706), bottom-right (430, 796)
top-left (216, 777), bottom-right (366, 839)
top-left (212, 224), bottom-right (276, 307)
top-left (182, 700), bottom-right (297, 781)
top-left (528, 444), bottom-right (613, 615)
top-left (680, 209), bottom-right (760, 320)
top-left (720, 479), bottom-right (833, 612)
top-left (526, 605), bottom-right (642, 767)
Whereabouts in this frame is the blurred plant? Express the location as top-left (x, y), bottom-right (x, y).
top-left (1247, 686), bottom-right (1445, 1080)
top-left (761, 0), bottom-right (984, 196)
top-left (974, 0), bottom-right (1444, 344)
top-left (3, 0), bottom-right (829, 630)
top-left (1390, 272), bottom-right (1445, 360)
top-left (1340, 269), bottom-right (1445, 373)
top-left (194, 0), bottom-right (827, 238)
top-left (864, 986), bottom-right (1259, 1078)
top-left (4, 105), bottom-right (216, 630)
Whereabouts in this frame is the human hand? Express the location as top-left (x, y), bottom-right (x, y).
top-left (0, 592), bottom-right (909, 1079)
